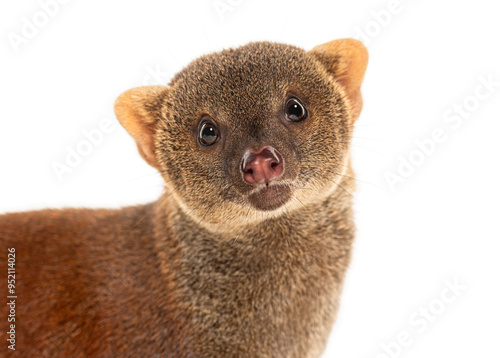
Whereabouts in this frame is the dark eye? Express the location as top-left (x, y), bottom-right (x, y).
top-left (285, 97), bottom-right (307, 122)
top-left (198, 121), bottom-right (219, 146)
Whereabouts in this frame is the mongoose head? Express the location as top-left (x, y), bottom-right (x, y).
top-left (114, 39), bottom-right (368, 231)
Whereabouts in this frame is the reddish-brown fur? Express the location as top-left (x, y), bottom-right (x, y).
top-left (0, 39), bottom-right (368, 357)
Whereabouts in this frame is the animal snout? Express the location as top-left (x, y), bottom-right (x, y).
top-left (240, 146), bottom-right (284, 184)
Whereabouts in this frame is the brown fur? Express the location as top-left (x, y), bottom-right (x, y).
top-left (0, 39), bottom-right (368, 357)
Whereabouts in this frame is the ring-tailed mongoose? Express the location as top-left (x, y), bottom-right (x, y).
top-left (0, 38), bottom-right (368, 357)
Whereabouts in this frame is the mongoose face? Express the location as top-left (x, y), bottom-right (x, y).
top-left (115, 40), bottom-right (368, 231)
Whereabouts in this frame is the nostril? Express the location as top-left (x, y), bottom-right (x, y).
top-left (240, 146), bottom-right (285, 185)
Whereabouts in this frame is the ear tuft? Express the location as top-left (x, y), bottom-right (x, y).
top-left (309, 38), bottom-right (369, 120)
top-left (114, 85), bottom-right (170, 169)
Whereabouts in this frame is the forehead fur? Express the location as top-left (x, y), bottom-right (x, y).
top-left (168, 42), bottom-right (331, 120)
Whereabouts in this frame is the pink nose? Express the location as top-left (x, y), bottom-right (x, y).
top-left (241, 146), bottom-right (284, 184)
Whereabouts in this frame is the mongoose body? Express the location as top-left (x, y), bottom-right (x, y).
top-left (0, 39), bottom-right (368, 357)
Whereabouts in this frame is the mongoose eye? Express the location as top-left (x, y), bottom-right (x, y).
top-left (285, 97), bottom-right (307, 122)
top-left (198, 120), bottom-right (219, 146)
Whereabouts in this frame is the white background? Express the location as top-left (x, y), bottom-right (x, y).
top-left (1, 0), bottom-right (499, 357)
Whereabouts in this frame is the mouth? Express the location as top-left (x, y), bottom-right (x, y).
top-left (247, 182), bottom-right (292, 211)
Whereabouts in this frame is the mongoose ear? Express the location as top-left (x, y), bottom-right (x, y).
top-left (309, 38), bottom-right (368, 120)
top-left (114, 85), bottom-right (170, 169)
